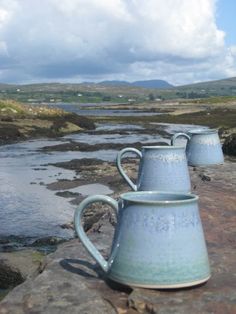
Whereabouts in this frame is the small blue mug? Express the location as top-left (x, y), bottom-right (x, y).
top-left (171, 128), bottom-right (224, 166)
top-left (116, 146), bottom-right (191, 193)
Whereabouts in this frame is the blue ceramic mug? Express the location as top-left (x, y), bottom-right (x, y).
top-left (74, 191), bottom-right (211, 289)
top-left (171, 128), bottom-right (224, 166)
top-left (116, 146), bottom-right (191, 193)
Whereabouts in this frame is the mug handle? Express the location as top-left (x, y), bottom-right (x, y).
top-left (74, 195), bottom-right (118, 273)
top-left (171, 133), bottom-right (191, 146)
top-left (116, 147), bottom-right (142, 191)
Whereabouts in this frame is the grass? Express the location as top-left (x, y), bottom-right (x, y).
top-left (0, 100), bottom-right (68, 118)
top-left (0, 100), bottom-right (25, 114)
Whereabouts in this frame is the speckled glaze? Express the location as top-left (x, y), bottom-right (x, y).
top-left (74, 192), bottom-right (211, 288)
top-left (171, 129), bottom-right (224, 166)
top-left (116, 146), bottom-right (191, 193)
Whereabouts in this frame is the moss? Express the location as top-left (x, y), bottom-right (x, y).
top-left (0, 288), bottom-right (10, 301)
top-left (59, 122), bottom-right (82, 133)
top-left (31, 251), bottom-right (46, 264)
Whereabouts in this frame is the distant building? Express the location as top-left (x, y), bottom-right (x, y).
top-left (27, 99), bottom-right (37, 102)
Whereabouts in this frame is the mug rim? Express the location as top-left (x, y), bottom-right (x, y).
top-left (188, 128), bottom-right (218, 135)
top-left (142, 145), bottom-right (185, 149)
top-left (120, 191), bottom-right (198, 204)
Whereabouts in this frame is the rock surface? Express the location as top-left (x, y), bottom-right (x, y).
top-left (0, 158), bottom-right (235, 313)
top-left (0, 250), bottom-right (45, 289)
top-left (0, 224), bottom-right (121, 314)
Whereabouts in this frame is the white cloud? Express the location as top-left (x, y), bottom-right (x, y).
top-left (0, 0), bottom-right (235, 84)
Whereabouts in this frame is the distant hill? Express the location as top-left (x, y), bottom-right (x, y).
top-left (173, 77), bottom-right (236, 98)
top-left (179, 77), bottom-right (236, 89)
top-left (0, 77), bottom-right (236, 103)
top-left (99, 79), bottom-right (174, 89)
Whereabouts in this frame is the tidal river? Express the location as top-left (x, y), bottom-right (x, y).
top-left (0, 104), bottom-right (206, 249)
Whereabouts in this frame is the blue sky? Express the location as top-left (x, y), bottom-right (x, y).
top-left (216, 0), bottom-right (236, 46)
top-left (0, 0), bottom-right (235, 85)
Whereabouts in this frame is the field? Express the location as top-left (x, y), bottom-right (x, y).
top-left (0, 77), bottom-right (236, 103)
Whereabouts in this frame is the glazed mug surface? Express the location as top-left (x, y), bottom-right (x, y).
top-left (74, 191), bottom-right (211, 288)
top-left (171, 128), bottom-right (224, 166)
top-left (116, 146), bottom-right (191, 193)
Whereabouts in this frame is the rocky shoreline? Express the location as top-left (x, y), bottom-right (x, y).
top-left (0, 100), bottom-right (236, 312)
top-left (0, 99), bottom-right (236, 155)
top-left (0, 156), bottom-right (235, 313)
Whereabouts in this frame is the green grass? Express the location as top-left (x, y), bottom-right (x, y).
top-left (0, 99), bottom-right (68, 118)
top-left (0, 100), bottom-right (25, 114)
top-left (190, 96), bottom-right (236, 104)
top-left (1, 78), bottom-right (236, 103)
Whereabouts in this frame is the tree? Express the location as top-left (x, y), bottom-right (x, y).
top-left (148, 93), bottom-right (155, 101)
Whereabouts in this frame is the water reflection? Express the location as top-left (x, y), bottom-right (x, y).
top-left (67, 183), bottom-right (113, 196)
top-left (0, 139), bottom-right (76, 239)
top-left (46, 103), bottom-right (163, 116)
top-left (63, 131), bottom-right (166, 145)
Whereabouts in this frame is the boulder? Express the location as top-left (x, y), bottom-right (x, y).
top-left (31, 237), bottom-right (65, 247)
top-left (0, 262), bottom-right (24, 289)
top-left (223, 133), bottom-right (236, 156)
top-left (0, 250), bottom-right (45, 289)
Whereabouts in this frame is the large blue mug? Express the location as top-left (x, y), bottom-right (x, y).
top-left (171, 128), bottom-right (224, 166)
top-left (74, 191), bottom-right (211, 288)
top-left (116, 146), bottom-right (191, 193)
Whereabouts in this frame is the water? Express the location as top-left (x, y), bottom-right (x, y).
top-left (95, 123), bottom-right (144, 131)
top-left (45, 103), bottom-right (163, 116)
top-left (69, 183), bottom-right (113, 196)
top-left (0, 138), bottom-right (120, 240)
top-left (64, 130), bottom-right (166, 145)
top-left (0, 139), bottom-right (75, 239)
top-left (0, 118), bottom-right (206, 243)
top-left (151, 122), bottom-right (208, 134)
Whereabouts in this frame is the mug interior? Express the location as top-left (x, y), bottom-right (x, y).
top-left (142, 145), bottom-right (184, 149)
top-left (121, 191), bottom-right (198, 204)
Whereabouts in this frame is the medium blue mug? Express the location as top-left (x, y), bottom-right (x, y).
top-left (171, 128), bottom-right (224, 166)
top-left (116, 146), bottom-right (191, 193)
top-left (74, 191), bottom-right (211, 288)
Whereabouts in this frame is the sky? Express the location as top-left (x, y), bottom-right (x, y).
top-left (0, 0), bottom-right (235, 86)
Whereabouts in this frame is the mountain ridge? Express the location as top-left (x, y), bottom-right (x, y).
top-left (98, 79), bottom-right (174, 89)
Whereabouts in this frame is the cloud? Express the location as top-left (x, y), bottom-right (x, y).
top-left (0, 0), bottom-right (235, 84)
